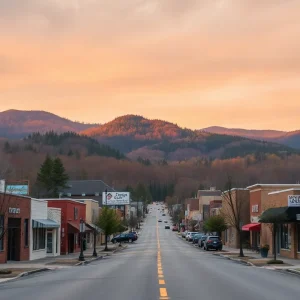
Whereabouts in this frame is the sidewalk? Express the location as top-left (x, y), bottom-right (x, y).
top-left (220, 246), bottom-right (300, 273)
top-left (0, 243), bottom-right (125, 283)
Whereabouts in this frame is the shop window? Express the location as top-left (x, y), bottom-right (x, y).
top-left (297, 224), bottom-right (300, 252)
top-left (0, 215), bottom-right (4, 251)
top-left (24, 219), bottom-right (29, 247)
top-left (75, 233), bottom-right (78, 245)
top-left (33, 228), bottom-right (46, 250)
top-left (280, 224), bottom-right (291, 250)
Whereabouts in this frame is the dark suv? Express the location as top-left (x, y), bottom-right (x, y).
top-left (111, 233), bottom-right (137, 243)
top-left (203, 236), bottom-right (223, 251)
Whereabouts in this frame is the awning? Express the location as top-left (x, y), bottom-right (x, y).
top-left (259, 206), bottom-right (300, 223)
top-left (242, 223), bottom-right (261, 232)
top-left (85, 223), bottom-right (102, 233)
top-left (32, 219), bottom-right (59, 229)
top-left (68, 221), bottom-right (93, 233)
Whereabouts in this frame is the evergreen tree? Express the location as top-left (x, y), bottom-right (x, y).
top-left (36, 155), bottom-right (69, 197)
top-left (52, 157), bottom-right (69, 197)
top-left (36, 155), bottom-right (54, 195)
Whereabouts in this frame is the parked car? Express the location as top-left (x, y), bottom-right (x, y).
top-left (158, 219), bottom-right (162, 222)
top-left (182, 230), bottom-right (188, 238)
top-left (162, 214), bottom-right (166, 216)
top-left (198, 235), bottom-right (207, 248)
top-left (186, 232), bottom-right (198, 242)
top-left (130, 231), bottom-right (139, 239)
top-left (164, 220), bottom-right (168, 223)
top-left (172, 225), bottom-right (178, 231)
top-left (165, 225), bottom-right (170, 229)
top-left (203, 236), bottom-right (223, 251)
top-left (192, 233), bottom-right (202, 244)
top-left (111, 233), bottom-right (137, 243)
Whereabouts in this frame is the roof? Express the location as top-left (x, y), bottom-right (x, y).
top-left (247, 183), bottom-right (300, 190)
top-left (42, 198), bottom-right (86, 205)
top-left (197, 190), bottom-right (222, 197)
top-left (268, 188), bottom-right (300, 195)
top-left (222, 188), bottom-right (248, 194)
top-left (60, 180), bottom-right (116, 196)
top-left (76, 198), bottom-right (99, 204)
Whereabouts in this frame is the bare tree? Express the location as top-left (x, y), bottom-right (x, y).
top-left (221, 175), bottom-right (248, 257)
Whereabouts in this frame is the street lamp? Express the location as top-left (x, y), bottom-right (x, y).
top-left (92, 227), bottom-right (97, 257)
top-left (79, 219), bottom-right (85, 261)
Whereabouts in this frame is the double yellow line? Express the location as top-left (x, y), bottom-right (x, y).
top-left (157, 214), bottom-right (169, 300)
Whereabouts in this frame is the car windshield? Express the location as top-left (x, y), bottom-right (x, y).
top-left (209, 237), bottom-right (220, 241)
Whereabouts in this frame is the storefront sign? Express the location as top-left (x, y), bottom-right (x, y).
top-left (252, 205), bottom-right (259, 212)
top-left (288, 195), bottom-right (300, 207)
top-left (6, 184), bottom-right (29, 195)
top-left (102, 192), bottom-right (130, 205)
top-left (9, 207), bottom-right (20, 214)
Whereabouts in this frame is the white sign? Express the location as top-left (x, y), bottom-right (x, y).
top-left (9, 207), bottom-right (20, 214)
top-left (0, 180), bottom-right (5, 193)
top-left (296, 214), bottom-right (300, 221)
top-left (252, 205), bottom-right (259, 213)
top-left (288, 195), bottom-right (300, 207)
top-left (102, 192), bottom-right (130, 205)
top-left (251, 216), bottom-right (259, 223)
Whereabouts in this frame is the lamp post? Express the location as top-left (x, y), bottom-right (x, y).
top-left (92, 227), bottom-right (97, 257)
top-left (79, 218), bottom-right (85, 261)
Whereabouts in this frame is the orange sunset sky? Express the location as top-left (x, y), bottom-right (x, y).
top-left (1, 0), bottom-right (300, 130)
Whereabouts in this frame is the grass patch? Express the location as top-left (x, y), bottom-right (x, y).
top-left (0, 268), bottom-right (37, 279)
top-left (267, 260), bottom-right (284, 265)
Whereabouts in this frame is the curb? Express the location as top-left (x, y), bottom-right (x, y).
top-left (214, 253), bottom-right (254, 266)
top-left (286, 269), bottom-right (300, 276)
top-left (18, 267), bottom-right (51, 278)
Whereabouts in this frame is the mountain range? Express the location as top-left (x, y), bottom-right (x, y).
top-left (202, 126), bottom-right (300, 149)
top-left (0, 109), bottom-right (299, 161)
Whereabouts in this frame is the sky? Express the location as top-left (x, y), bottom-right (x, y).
top-left (1, 0), bottom-right (300, 130)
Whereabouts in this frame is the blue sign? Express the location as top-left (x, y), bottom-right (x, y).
top-left (6, 185), bottom-right (29, 195)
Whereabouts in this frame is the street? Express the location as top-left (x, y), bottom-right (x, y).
top-left (1, 204), bottom-right (300, 300)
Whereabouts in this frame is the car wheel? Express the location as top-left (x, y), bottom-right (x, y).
top-left (112, 240), bottom-right (115, 244)
top-left (129, 238), bottom-right (132, 243)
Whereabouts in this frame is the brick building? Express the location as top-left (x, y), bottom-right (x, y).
top-left (244, 184), bottom-right (300, 256)
top-left (0, 193), bottom-right (31, 263)
top-left (46, 199), bottom-right (87, 255)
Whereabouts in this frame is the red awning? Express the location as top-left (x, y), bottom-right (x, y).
top-left (242, 223), bottom-right (261, 232)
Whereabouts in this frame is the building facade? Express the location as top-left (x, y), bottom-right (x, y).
top-left (0, 193), bottom-right (31, 263)
top-left (245, 184), bottom-right (300, 256)
top-left (30, 199), bottom-right (61, 260)
top-left (46, 199), bottom-right (86, 255)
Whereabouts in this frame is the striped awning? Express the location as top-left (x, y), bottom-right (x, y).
top-left (32, 219), bottom-right (59, 229)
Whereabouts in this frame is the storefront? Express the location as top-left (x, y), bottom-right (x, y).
top-left (46, 199), bottom-right (86, 255)
top-left (260, 189), bottom-right (300, 259)
top-left (0, 193), bottom-right (31, 263)
top-left (30, 199), bottom-right (61, 260)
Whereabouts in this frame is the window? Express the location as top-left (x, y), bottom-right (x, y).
top-left (86, 233), bottom-right (90, 243)
top-left (280, 224), bottom-right (291, 250)
top-left (74, 207), bottom-right (78, 220)
top-left (75, 233), bottom-right (78, 245)
top-left (0, 215), bottom-right (4, 251)
top-left (33, 228), bottom-right (46, 250)
top-left (297, 224), bottom-right (300, 252)
top-left (24, 219), bottom-right (29, 247)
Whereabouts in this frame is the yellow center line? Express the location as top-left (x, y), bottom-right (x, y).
top-left (156, 206), bottom-right (170, 300)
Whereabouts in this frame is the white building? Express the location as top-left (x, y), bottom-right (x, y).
top-left (30, 199), bottom-right (61, 260)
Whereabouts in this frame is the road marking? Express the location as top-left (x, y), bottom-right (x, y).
top-left (159, 280), bottom-right (165, 285)
top-left (160, 288), bottom-right (168, 297)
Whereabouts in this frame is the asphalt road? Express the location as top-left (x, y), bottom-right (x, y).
top-left (1, 203), bottom-right (300, 300)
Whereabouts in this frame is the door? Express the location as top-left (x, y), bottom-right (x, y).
top-left (47, 231), bottom-right (53, 254)
top-left (68, 234), bottom-right (74, 253)
top-left (7, 218), bottom-right (21, 261)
